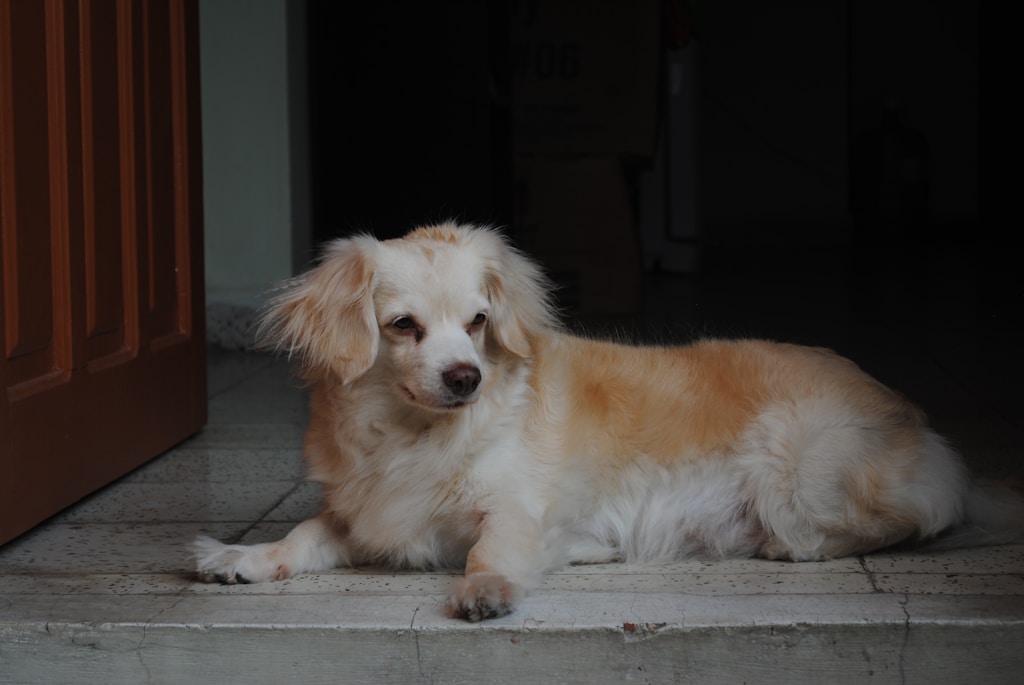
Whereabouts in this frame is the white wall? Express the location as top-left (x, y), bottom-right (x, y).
top-left (199, 0), bottom-right (310, 312)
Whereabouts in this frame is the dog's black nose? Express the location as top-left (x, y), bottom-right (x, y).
top-left (443, 364), bottom-right (481, 397)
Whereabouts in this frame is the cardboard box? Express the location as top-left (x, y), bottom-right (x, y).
top-left (516, 157), bottom-right (643, 316)
top-left (511, 0), bottom-right (661, 158)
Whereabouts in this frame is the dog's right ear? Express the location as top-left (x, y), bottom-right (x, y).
top-left (258, 235), bottom-right (379, 384)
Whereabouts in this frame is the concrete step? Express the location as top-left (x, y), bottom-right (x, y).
top-left (3, 550), bottom-right (1023, 684)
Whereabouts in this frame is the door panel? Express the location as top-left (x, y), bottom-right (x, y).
top-left (80, 0), bottom-right (127, 364)
top-left (0, 0), bottom-right (206, 545)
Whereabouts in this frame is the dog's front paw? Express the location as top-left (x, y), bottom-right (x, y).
top-left (444, 572), bottom-right (522, 622)
top-left (191, 535), bottom-right (290, 584)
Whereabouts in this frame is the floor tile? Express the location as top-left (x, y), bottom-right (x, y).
top-left (262, 480), bottom-right (323, 522)
top-left (862, 543), bottom-right (1024, 575)
top-left (0, 573), bottom-right (194, 595)
top-left (176, 423), bottom-right (307, 449)
top-left (872, 573), bottom-right (1024, 595)
top-left (237, 521), bottom-right (298, 545)
top-left (542, 571), bottom-right (877, 595)
top-left (553, 556), bottom-right (866, 575)
top-left (207, 392), bottom-right (309, 425)
top-left (0, 522), bottom-right (244, 575)
top-left (184, 568), bottom-right (456, 596)
top-left (206, 347), bottom-right (275, 396)
top-left (120, 447), bottom-right (305, 484)
top-left (50, 481), bottom-right (300, 524)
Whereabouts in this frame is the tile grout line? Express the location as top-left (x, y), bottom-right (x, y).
top-left (206, 354), bottom-right (278, 400)
top-left (231, 481), bottom-right (309, 544)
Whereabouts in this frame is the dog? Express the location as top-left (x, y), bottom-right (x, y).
top-left (193, 222), bottom-right (1022, 621)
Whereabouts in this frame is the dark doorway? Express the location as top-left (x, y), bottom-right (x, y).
top-left (307, 0), bottom-right (512, 243)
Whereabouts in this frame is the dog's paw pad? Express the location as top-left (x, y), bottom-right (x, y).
top-left (445, 573), bottom-right (521, 622)
top-left (202, 571), bottom-right (251, 585)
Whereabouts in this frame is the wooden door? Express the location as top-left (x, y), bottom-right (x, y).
top-left (0, 0), bottom-right (206, 545)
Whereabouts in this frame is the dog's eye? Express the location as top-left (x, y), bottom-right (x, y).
top-left (393, 316), bottom-right (415, 330)
top-left (467, 312), bottom-right (487, 333)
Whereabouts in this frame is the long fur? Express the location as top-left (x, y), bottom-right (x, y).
top-left (193, 222), bottom-right (1023, 621)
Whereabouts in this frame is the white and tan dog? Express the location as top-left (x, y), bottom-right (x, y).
top-left (193, 222), bottom-right (1022, 621)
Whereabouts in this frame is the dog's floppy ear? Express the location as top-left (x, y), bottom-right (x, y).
top-left (481, 231), bottom-right (559, 358)
top-left (258, 235), bottom-right (379, 383)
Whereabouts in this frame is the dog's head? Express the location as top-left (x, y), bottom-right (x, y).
top-left (258, 223), bottom-right (557, 411)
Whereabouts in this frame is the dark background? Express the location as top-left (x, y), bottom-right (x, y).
top-left (302, 0), bottom-right (1007, 339)
top-left (303, 0), bottom-right (1018, 474)
top-left (306, 1), bottom-right (985, 241)
top-left (307, 0), bottom-right (509, 239)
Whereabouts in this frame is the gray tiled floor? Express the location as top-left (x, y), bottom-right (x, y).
top-left (2, 250), bottom-right (1023, 683)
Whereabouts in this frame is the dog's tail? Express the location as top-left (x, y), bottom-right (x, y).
top-left (923, 480), bottom-right (1024, 551)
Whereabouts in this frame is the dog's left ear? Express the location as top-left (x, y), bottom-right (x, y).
top-left (258, 235), bottom-right (379, 383)
top-left (481, 231), bottom-right (558, 358)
